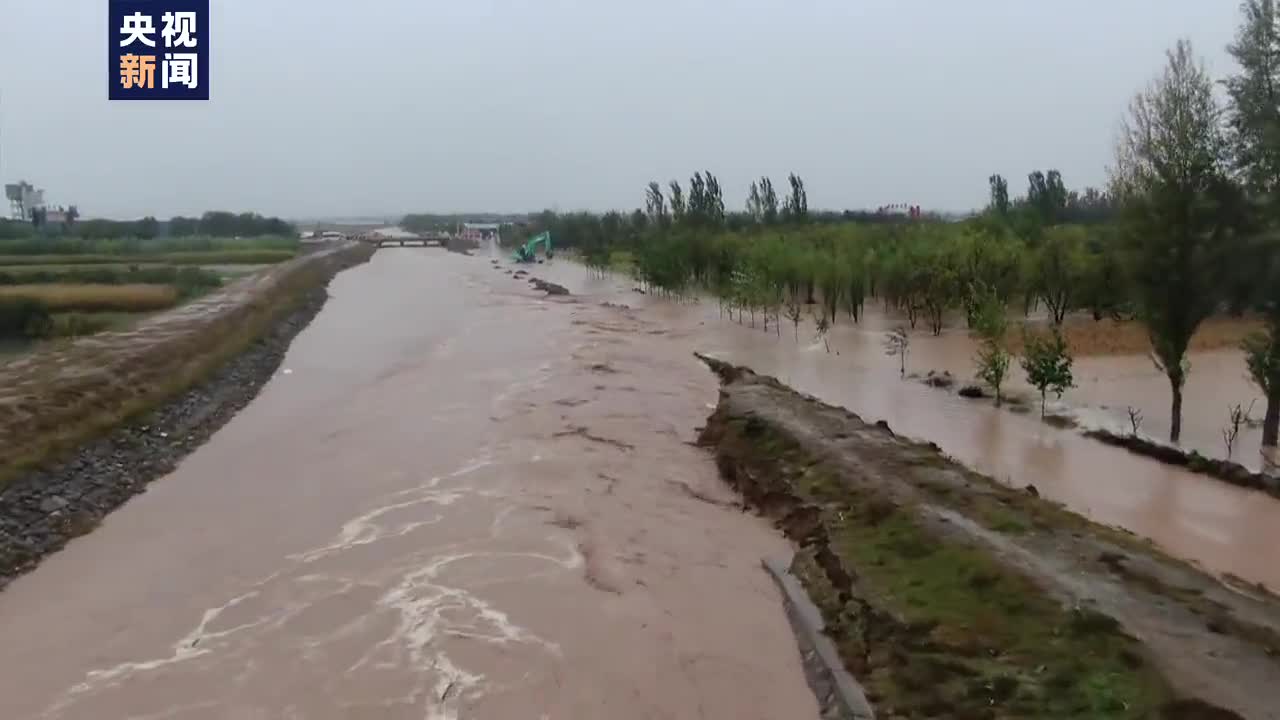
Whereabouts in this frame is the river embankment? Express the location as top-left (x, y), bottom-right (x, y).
top-left (697, 353), bottom-right (1280, 720)
top-left (0, 242), bottom-right (374, 588)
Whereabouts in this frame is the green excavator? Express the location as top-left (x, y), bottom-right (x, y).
top-left (512, 232), bottom-right (553, 263)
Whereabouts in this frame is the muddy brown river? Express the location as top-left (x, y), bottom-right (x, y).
top-left (1, 247), bottom-right (1278, 718)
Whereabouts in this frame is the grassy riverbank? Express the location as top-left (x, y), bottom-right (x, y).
top-left (698, 355), bottom-right (1280, 719)
top-left (0, 243), bottom-right (374, 485)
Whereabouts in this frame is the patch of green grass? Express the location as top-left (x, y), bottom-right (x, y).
top-left (45, 312), bottom-right (141, 338)
top-left (716, 414), bottom-right (1172, 719)
top-left (608, 250), bottom-right (635, 273)
top-left (0, 235), bottom-right (298, 257)
top-left (154, 250), bottom-right (296, 265)
top-left (984, 507), bottom-right (1032, 534)
top-left (0, 263), bottom-right (162, 273)
top-left (203, 264), bottom-right (269, 278)
top-left (0, 266), bottom-right (223, 295)
top-left (0, 268), bottom-right (223, 350)
top-left (818, 493), bottom-right (1169, 718)
top-left (0, 250), bottom-right (295, 267)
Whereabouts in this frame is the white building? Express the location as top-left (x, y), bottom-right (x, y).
top-left (5, 181), bottom-right (45, 221)
top-left (459, 222), bottom-right (501, 243)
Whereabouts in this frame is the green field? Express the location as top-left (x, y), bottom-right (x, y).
top-left (0, 250), bottom-right (295, 267)
top-left (0, 237), bottom-right (299, 352)
top-left (0, 235), bottom-right (298, 256)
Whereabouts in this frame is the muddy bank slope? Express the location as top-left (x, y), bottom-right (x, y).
top-left (0, 243), bottom-right (374, 589)
top-left (696, 354), bottom-right (1280, 720)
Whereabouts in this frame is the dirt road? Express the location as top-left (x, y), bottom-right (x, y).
top-left (0, 250), bottom-right (817, 719)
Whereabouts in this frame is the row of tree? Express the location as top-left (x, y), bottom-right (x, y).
top-left (509, 170), bottom-right (939, 254)
top-left (0, 211), bottom-right (295, 241)
top-left (640, 172), bottom-right (810, 230)
top-left (167, 212), bottom-right (294, 238)
top-left (609, 220), bottom-right (1131, 332)
top-left (533, 164), bottom-right (1272, 446)
top-left (520, 3), bottom-right (1280, 454)
top-left (987, 171), bottom-right (1117, 227)
top-left (1107, 1), bottom-right (1280, 448)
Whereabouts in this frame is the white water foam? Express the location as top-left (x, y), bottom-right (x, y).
top-left (39, 449), bottom-right (578, 720)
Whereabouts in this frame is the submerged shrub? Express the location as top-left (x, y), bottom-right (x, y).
top-left (0, 298), bottom-right (53, 339)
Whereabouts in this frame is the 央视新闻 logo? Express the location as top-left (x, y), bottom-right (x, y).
top-left (109, 0), bottom-right (209, 100)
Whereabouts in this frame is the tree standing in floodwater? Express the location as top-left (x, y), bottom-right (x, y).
top-left (1021, 330), bottom-right (1075, 418)
top-left (1243, 282), bottom-right (1280, 447)
top-left (884, 327), bottom-right (909, 378)
top-left (1112, 39), bottom-right (1240, 444)
top-left (971, 285), bottom-right (1011, 406)
top-left (1225, 0), bottom-right (1280, 449)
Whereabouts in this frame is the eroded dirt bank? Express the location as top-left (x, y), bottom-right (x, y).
top-left (696, 355), bottom-right (1280, 720)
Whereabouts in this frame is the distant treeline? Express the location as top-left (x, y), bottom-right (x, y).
top-left (399, 196), bottom-right (1114, 240)
top-left (0, 211), bottom-right (296, 241)
top-left (513, 169), bottom-right (1118, 252)
top-left (503, 183), bottom-right (1114, 257)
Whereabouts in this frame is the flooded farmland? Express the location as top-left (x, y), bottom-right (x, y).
top-left (531, 259), bottom-right (1280, 592)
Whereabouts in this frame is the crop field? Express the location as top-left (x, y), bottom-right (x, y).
top-left (0, 249), bottom-right (295, 267)
top-left (0, 236), bottom-right (301, 350)
top-left (0, 284), bottom-right (180, 313)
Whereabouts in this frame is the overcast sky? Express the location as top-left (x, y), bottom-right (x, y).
top-left (0, 1), bottom-right (1241, 220)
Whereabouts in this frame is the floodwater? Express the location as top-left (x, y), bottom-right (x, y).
top-left (531, 260), bottom-right (1280, 592)
top-left (0, 250), bottom-right (818, 719)
top-left (3, 248), bottom-right (1280, 719)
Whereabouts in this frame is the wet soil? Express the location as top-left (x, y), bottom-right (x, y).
top-left (696, 355), bottom-right (1280, 719)
top-left (1031, 313), bottom-right (1265, 357)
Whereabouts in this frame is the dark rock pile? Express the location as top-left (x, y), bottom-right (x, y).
top-left (922, 370), bottom-right (955, 389)
top-left (529, 278), bottom-right (570, 296)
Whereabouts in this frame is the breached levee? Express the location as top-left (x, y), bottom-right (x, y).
top-left (0, 242), bottom-right (374, 588)
top-left (695, 353), bottom-right (1280, 720)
